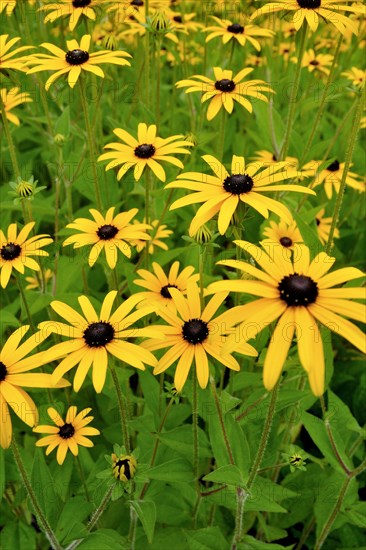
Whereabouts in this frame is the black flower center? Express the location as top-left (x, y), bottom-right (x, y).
top-left (0, 242), bottom-right (21, 261)
top-left (0, 362), bottom-right (7, 382)
top-left (97, 224), bottom-right (119, 240)
top-left (65, 49), bottom-right (89, 65)
top-left (280, 237), bottom-right (293, 248)
top-left (182, 319), bottom-right (209, 344)
top-left (309, 59), bottom-right (319, 66)
top-left (131, 0), bottom-right (144, 5)
top-left (173, 15), bottom-right (182, 23)
top-left (215, 79), bottom-right (236, 92)
top-left (134, 144), bottom-right (156, 159)
top-left (83, 322), bottom-right (115, 347)
top-left (278, 273), bottom-right (318, 306)
top-left (58, 423), bottom-right (75, 439)
top-left (160, 284), bottom-right (178, 299)
top-left (72, 0), bottom-right (91, 7)
top-left (297, 0), bottom-right (321, 8)
top-left (223, 174), bottom-right (254, 195)
top-left (227, 23), bottom-right (244, 34)
top-left (115, 458), bottom-right (131, 479)
top-left (327, 160), bottom-right (340, 172)
top-left (316, 218), bottom-right (320, 226)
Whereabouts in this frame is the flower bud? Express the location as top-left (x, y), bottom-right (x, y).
top-left (111, 453), bottom-right (137, 482)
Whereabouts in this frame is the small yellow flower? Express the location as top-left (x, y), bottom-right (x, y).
top-left (204, 16), bottom-right (274, 50)
top-left (262, 220), bottom-right (303, 251)
top-left (25, 268), bottom-right (53, 291)
top-left (34, 406), bottom-right (100, 465)
top-left (342, 67), bottom-right (365, 88)
top-left (315, 208), bottom-right (339, 245)
top-left (312, 159), bottom-right (364, 199)
top-left (39, 0), bottom-right (100, 32)
top-left (132, 219), bottom-right (172, 254)
top-left (176, 67), bottom-right (274, 121)
top-left (26, 35), bottom-right (131, 91)
top-left (0, 87), bottom-right (32, 125)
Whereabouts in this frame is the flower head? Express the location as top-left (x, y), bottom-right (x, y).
top-left (0, 326), bottom-right (69, 449)
top-left (251, 1), bottom-right (365, 35)
top-left (342, 67), bottom-right (365, 88)
top-left (133, 261), bottom-right (199, 312)
top-left (295, 48), bottom-right (333, 75)
top-left (98, 123), bottom-right (193, 182)
top-left (262, 220), bottom-right (303, 251)
top-left (131, 219), bottom-right (172, 254)
top-left (204, 16), bottom-right (274, 50)
top-left (0, 87), bottom-right (32, 125)
top-left (142, 284), bottom-right (257, 391)
top-left (26, 35), bottom-right (131, 90)
top-left (63, 207), bottom-right (151, 269)
top-left (112, 452), bottom-right (137, 481)
top-left (166, 155), bottom-right (315, 236)
top-left (176, 67), bottom-right (274, 120)
top-left (39, 0), bottom-right (101, 32)
top-left (34, 406), bottom-right (100, 465)
top-left (0, 222), bottom-right (53, 288)
top-left (208, 241), bottom-right (366, 396)
top-left (39, 291), bottom-right (159, 393)
top-left (315, 208), bottom-right (339, 245)
top-left (0, 34), bottom-right (33, 71)
top-left (312, 159), bottom-right (364, 199)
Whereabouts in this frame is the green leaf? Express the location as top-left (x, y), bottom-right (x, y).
top-left (146, 458), bottom-right (194, 483)
top-left (130, 500), bottom-right (156, 544)
top-left (55, 496), bottom-right (92, 545)
top-left (77, 529), bottom-right (128, 549)
top-left (302, 412), bottom-right (353, 473)
top-left (0, 521), bottom-right (36, 550)
top-left (203, 464), bottom-right (246, 489)
top-left (157, 425), bottom-right (212, 459)
top-left (293, 211), bottom-right (322, 253)
top-left (31, 448), bottom-right (61, 525)
top-left (239, 534), bottom-right (287, 549)
top-left (54, 106), bottom-right (70, 138)
top-left (138, 370), bottom-right (161, 427)
top-left (342, 502), bottom-right (366, 529)
top-left (184, 527), bottom-right (228, 550)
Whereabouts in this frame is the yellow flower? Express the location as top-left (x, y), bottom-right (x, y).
top-left (294, 48), bottom-right (333, 75)
top-left (0, 87), bottom-right (32, 125)
top-left (262, 219), bottom-right (303, 250)
top-left (315, 208), bottom-right (339, 245)
top-left (208, 241), bottom-right (366, 396)
top-left (166, 154), bottom-right (315, 236)
top-left (341, 67), bottom-right (365, 88)
top-left (312, 159), bottom-right (364, 199)
top-left (142, 284), bottom-right (257, 392)
top-left (112, 453), bottom-right (137, 481)
top-left (204, 16), bottom-right (274, 50)
top-left (39, 0), bottom-right (101, 32)
top-left (98, 123), bottom-right (193, 182)
top-left (251, 0), bottom-right (365, 35)
top-left (0, 1), bottom-right (16, 16)
top-left (63, 207), bottom-right (151, 269)
top-left (134, 261), bottom-right (199, 312)
top-left (0, 34), bottom-right (33, 71)
top-left (0, 222), bottom-right (53, 289)
top-left (131, 219), bottom-right (172, 254)
top-left (39, 291), bottom-right (159, 393)
top-left (26, 35), bottom-right (131, 91)
top-left (0, 326), bottom-right (69, 449)
top-left (176, 67), bottom-right (274, 121)
top-left (25, 268), bottom-right (53, 291)
top-left (34, 406), bottom-right (100, 465)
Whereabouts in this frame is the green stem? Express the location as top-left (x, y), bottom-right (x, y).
top-left (75, 454), bottom-right (91, 502)
top-left (79, 76), bottom-right (103, 211)
top-left (11, 439), bottom-right (62, 550)
top-left (218, 107), bottom-right (227, 162)
top-left (155, 37), bottom-right (162, 129)
top-left (0, 93), bottom-right (21, 178)
top-left (314, 477), bottom-right (351, 550)
top-left (279, 22), bottom-right (308, 161)
top-left (319, 395), bottom-right (351, 475)
top-left (17, 276), bottom-right (36, 333)
top-left (231, 382), bottom-right (280, 549)
top-left (139, 398), bottom-right (174, 499)
top-left (299, 34), bottom-right (343, 165)
top-left (128, 506), bottom-right (138, 550)
top-left (325, 86), bottom-right (365, 255)
top-left (110, 362), bottom-right (131, 454)
top-left (210, 377), bottom-right (235, 464)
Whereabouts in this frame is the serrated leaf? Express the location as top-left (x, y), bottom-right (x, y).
top-left (146, 458), bottom-right (194, 482)
top-left (203, 464), bottom-right (246, 488)
top-left (129, 500), bottom-right (156, 544)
